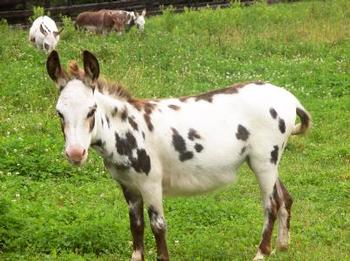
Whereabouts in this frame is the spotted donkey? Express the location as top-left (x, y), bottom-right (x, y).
top-left (46, 50), bottom-right (311, 261)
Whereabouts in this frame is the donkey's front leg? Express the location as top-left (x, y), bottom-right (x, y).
top-left (142, 185), bottom-right (169, 261)
top-left (121, 185), bottom-right (145, 261)
top-left (148, 205), bottom-right (169, 261)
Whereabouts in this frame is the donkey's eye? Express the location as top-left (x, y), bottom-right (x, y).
top-left (56, 110), bottom-right (64, 120)
top-left (87, 108), bottom-right (96, 118)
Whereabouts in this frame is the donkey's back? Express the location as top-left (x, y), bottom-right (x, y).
top-left (75, 11), bottom-right (113, 33)
top-left (29, 16), bottom-right (60, 52)
top-left (148, 82), bottom-right (309, 196)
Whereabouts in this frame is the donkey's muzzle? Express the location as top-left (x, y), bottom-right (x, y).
top-left (65, 145), bottom-right (86, 165)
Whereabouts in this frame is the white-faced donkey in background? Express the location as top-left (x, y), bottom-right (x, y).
top-left (46, 50), bottom-right (311, 261)
top-left (29, 16), bottom-right (62, 53)
top-left (75, 9), bottom-right (146, 34)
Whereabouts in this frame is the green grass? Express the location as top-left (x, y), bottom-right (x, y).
top-left (0, 0), bottom-right (349, 260)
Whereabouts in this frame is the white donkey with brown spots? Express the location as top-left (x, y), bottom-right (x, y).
top-left (29, 16), bottom-right (63, 53)
top-left (46, 50), bottom-right (311, 261)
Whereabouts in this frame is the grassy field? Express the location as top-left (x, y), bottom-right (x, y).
top-left (0, 0), bottom-right (349, 260)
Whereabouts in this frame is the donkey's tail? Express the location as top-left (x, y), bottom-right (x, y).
top-left (292, 106), bottom-right (312, 135)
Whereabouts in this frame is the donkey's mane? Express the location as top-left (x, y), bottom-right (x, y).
top-left (68, 61), bottom-right (132, 100)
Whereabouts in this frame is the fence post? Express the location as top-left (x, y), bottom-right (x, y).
top-left (45, 0), bottom-right (51, 8)
top-left (145, 0), bottom-right (153, 11)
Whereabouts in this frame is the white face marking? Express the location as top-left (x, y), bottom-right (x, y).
top-left (56, 79), bottom-right (96, 163)
top-left (134, 15), bottom-right (145, 31)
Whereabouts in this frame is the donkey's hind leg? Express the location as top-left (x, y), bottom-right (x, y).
top-left (247, 157), bottom-right (281, 261)
top-left (275, 179), bottom-right (293, 251)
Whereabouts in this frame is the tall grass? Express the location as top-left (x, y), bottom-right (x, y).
top-left (0, 0), bottom-right (349, 260)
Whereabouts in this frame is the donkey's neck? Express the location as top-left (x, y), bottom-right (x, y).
top-left (90, 91), bottom-right (148, 170)
top-left (91, 91), bottom-right (129, 145)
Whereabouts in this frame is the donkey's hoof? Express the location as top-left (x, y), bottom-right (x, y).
top-left (276, 242), bottom-right (289, 251)
top-left (253, 250), bottom-right (265, 261)
top-left (277, 232), bottom-right (290, 251)
top-left (131, 250), bottom-right (143, 261)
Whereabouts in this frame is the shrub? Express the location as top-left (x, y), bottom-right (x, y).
top-left (29, 6), bottom-right (47, 24)
top-left (59, 15), bottom-right (75, 41)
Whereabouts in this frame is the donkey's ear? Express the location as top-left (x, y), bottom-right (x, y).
top-left (83, 50), bottom-right (99, 81)
top-left (53, 27), bottom-right (64, 38)
top-left (40, 24), bottom-right (48, 36)
top-left (46, 50), bottom-right (67, 87)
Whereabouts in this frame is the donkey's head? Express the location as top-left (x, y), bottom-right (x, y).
top-left (47, 50), bottom-right (100, 165)
top-left (40, 24), bottom-right (62, 53)
top-left (134, 10), bottom-right (146, 31)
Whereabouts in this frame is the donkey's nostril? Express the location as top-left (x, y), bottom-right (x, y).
top-left (65, 146), bottom-right (85, 159)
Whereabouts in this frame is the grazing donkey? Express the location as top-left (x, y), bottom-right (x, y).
top-left (105, 9), bottom-right (146, 32)
top-left (75, 9), bottom-right (146, 34)
top-left (29, 16), bottom-right (62, 53)
top-left (46, 50), bottom-right (311, 261)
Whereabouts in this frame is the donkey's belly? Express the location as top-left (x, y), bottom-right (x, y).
top-left (83, 25), bottom-right (103, 33)
top-left (162, 166), bottom-right (237, 197)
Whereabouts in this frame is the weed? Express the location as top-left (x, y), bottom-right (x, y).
top-left (29, 6), bottom-right (47, 24)
top-left (59, 15), bottom-right (75, 41)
